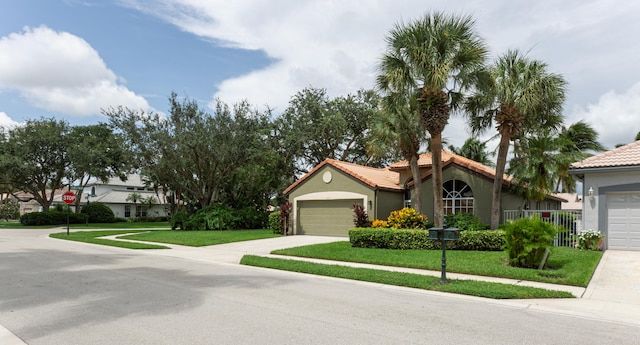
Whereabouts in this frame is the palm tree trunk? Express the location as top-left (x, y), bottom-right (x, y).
top-left (431, 134), bottom-right (444, 227)
top-left (409, 154), bottom-right (422, 213)
top-left (491, 131), bottom-right (511, 229)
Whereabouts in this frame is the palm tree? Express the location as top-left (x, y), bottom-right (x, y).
top-left (126, 192), bottom-right (142, 218)
top-left (368, 97), bottom-right (427, 211)
top-left (465, 50), bottom-right (567, 229)
top-left (448, 137), bottom-right (494, 167)
top-left (377, 12), bottom-right (488, 227)
top-left (554, 120), bottom-right (605, 192)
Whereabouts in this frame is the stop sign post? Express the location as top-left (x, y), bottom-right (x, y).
top-left (62, 191), bottom-right (76, 235)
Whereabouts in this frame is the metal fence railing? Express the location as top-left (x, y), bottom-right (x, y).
top-left (503, 210), bottom-right (583, 247)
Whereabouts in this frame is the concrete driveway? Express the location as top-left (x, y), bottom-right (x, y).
top-left (584, 250), bottom-right (640, 303)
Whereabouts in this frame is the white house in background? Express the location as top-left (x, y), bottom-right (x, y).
top-left (56, 174), bottom-right (169, 219)
top-left (569, 141), bottom-right (640, 251)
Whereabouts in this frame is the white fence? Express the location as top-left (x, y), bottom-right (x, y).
top-left (503, 210), bottom-right (583, 247)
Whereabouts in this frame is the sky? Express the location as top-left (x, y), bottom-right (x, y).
top-left (1, 0), bottom-right (639, 151)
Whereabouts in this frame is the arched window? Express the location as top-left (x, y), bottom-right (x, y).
top-left (443, 179), bottom-right (474, 215)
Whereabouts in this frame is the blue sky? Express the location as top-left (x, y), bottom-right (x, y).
top-left (1, 0), bottom-right (640, 150)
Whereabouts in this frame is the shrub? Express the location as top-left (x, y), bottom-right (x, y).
top-left (371, 219), bottom-right (389, 228)
top-left (20, 211), bottom-right (88, 226)
top-left (81, 202), bottom-right (116, 223)
top-left (575, 229), bottom-right (604, 251)
top-left (0, 202), bottom-right (19, 221)
top-left (503, 216), bottom-right (557, 268)
top-left (268, 211), bottom-right (282, 234)
top-left (279, 201), bottom-right (292, 235)
top-left (171, 211), bottom-right (189, 230)
top-left (182, 204), bottom-right (268, 230)
top-left (444, 213), bottom-right (489, 231)
top-left (387, 207), bottom-right (428, 229)
top-left (456, 230), bottom-right (505, 251)
top-left (352, 203), bottom-right (371, 227)
top-left (349, 228), bottom-right (436, 249)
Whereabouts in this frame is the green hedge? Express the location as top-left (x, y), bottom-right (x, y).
top-left (21, 211), bottom-right (88, 226)
top-left (349, 228), bottom-right (505, 251)
top-left (81, 202), bottom-right (116, 223)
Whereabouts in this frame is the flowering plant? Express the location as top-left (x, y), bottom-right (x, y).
top-left (387, 207), bottom-right (428, 229)
top-left (575, 229), bottom-right (604, 251)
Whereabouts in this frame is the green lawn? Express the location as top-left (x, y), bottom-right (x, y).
top-left (240, 255), bottom-right (574, 299)
top-left (271, 241), bottom-right (602, 287)
top-left (50, 230), bottom-right (170, 249)
top-left (119, 229), bottom-right (279, 246)
top-left (50, 229), bottom-right (279, 248)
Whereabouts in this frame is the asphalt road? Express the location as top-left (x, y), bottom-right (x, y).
top-left (1, 229), bottom-right (639, 345)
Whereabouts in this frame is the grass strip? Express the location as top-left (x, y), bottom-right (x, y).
top-left (50, 230), bottom-right (170, 249)
top-left (240, 255), bottom-right (574, 299)
top-left (272, 241), bottom-right (602, 287)
top-left (119, 229), bottom-right (279, 247)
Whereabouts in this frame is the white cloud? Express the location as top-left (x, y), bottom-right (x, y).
top-left (0, 26), bottom-right (151, 116)
top-left (0, 112), bottom-right (20, 129)
top-left (569, 82), bottom-right (640, 149)
top-left (123, 0), bottom-right (640, 150)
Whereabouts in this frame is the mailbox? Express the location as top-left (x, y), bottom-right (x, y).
top-left (428, 227), bottom-right (443, 240)
top-left (443, 227), bottom-right (461, 241)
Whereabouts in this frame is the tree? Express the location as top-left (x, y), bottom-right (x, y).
top-left (368, 97), bottom-right (427, 212)
top-left (67, 124), bottom-right (132, 212)
top-left (636, 131), bottom-right (640, 141)
top-left (126, 192), bottom-right (142, 218)
top-left (465, 50), bottom-right (567, 229)
top-left (277, 87), bottom-right (383, 175)
top-left (448, 137), bottom-right (494, 167)
top-left (106, 93), bottom-right (285, 210)
top-left (554, 120), bottom-right (605, 192)
top-left (0, 118), bottom-right (69, 211)
top-left (377, 12), bottom-right (488, 226)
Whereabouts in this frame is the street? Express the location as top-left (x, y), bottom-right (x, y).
top-left (1, 229), bottom-right (639, 345)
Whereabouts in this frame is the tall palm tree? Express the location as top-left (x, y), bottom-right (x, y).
top-left (448, 137), bottom-right (494, 167)
top-left (465, 49), bottom-right (567, 229)
top-left (368, 97), bottom-right (427, 212)
top-left (377, 12), bottom-right (488, 227)
top-left (554, 120), bottom-right (605, 192)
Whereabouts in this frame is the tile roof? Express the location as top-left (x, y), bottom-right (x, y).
top-left (570, 140), bottom-right (640, 169)
top-left (390, 150), bottom-right (513, 184)
top-left (283, 158), bottom-right (402, 195)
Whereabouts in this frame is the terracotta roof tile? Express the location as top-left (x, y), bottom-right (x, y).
top-left (283, 159), bottom-right (402, 195)
top-left (570, 140), bottom-right (640, 169)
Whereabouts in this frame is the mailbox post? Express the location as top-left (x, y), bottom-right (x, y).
top-left (428, 227), bottom-right (460, 284)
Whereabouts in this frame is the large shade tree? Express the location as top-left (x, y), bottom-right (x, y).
top-left (465, 50), bottom-right (567, 229)
top-left (376, 12), bottom-right (488, 226)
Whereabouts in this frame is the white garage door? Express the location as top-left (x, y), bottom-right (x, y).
top-left (298, 199), bottom-right (362, 236)
top-left (607, 193), bottom-right (640, 250)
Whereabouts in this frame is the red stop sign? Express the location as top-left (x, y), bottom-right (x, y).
top-left (62, 191), bottom-right (76, 205)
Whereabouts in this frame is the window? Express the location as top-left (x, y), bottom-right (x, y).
top-left (136, 205), bottom-right (148, 217)
top-left (443, 179), bottom-right (474, 215)
top-left (125, 205), bottom-right (131, 217)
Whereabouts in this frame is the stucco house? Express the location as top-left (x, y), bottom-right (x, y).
top-left (570, 141), bottom-right (640, 251)
top-left (284, 150), bottom-right (564, 236)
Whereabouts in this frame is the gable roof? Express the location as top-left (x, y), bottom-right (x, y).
top-left (283, 158), bottom-right (401, 195)
top-left (390, 150), bottom-right (513, 185)
top-left (570, 140), bottom-right (640, 170)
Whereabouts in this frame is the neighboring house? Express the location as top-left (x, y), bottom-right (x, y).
top-left (284, 151), bottom-right (564, 236)
top-left (556, 193), bottom-right (583, 211)
top-left (54, 174), bottom-right (169, 219)
top-left (570, 141), bottom-right (640, 251)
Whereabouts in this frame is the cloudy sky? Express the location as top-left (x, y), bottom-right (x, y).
top-left (1, 0), bottom-right (639, 150)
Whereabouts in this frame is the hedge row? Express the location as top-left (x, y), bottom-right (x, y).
top-left (349, 228), bottom-right (505, 251)
top-left (21, 211), bottom-right (88, 226)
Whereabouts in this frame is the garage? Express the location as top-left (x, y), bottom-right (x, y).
top-left (607, 193), bottom-right (640, 250)
top-left (297, 199), bottom-right (361, 236)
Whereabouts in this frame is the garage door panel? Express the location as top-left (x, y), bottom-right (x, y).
top-left (607, 193), bottom-right (640, 251)
top-left (298, 199), bottom-right (361, 236)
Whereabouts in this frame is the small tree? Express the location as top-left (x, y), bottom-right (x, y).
top-left (279, 201), bottom-right (292, 235)
top-left (0, 201), bottom-right (19, 221)
top-left (126, 192), bottom-right (142, 218)
top-left (503, 216), bottom-right (557, 268)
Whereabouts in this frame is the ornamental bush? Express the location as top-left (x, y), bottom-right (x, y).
top-left (503, 216), bottom-right (558, 268)
top-left (20, 210), bottom-right (87, 226)
top-left (268, 211), bottom-right (281, 234)
top-left (349, 228), bottom-right (505, 251)
top-left (444, 213), bottom-right (489, 231)
top-left (371, 219), bottom-right (389, 228)
top-left (81, 202), bottom-right (116, 223)
top-left (387, 207), bottom-right (428, 229)
top-left (352, 203), bottom-right (371, 227)
top-left (575, 229), bottom-right (604, 251)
